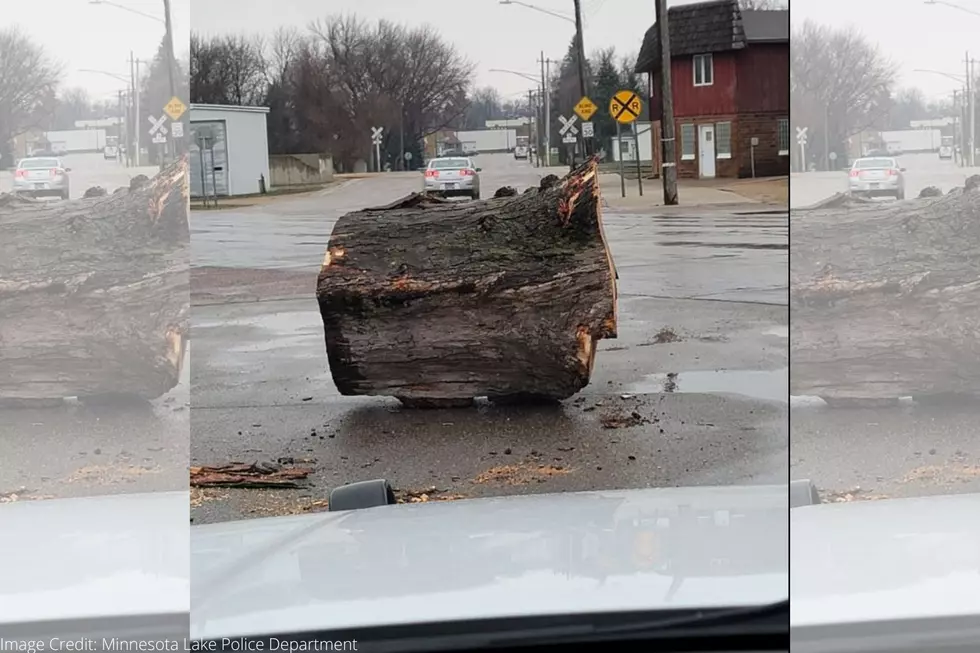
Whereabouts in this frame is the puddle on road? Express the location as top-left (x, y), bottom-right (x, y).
top-left (763, 325), bottom-right (788, 338)
top-left (657, 241), bottom-right (788, 250)
top-left (627, 368), bottom-right (788, 403)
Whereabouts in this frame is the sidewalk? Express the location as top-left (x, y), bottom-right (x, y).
top-left (599, 174), bottom-right (786, 209)
top-left (190, 180), bottom-right (345, 210)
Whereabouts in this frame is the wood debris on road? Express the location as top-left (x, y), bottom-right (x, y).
top-left (190, 461), bottom-right (314, 488)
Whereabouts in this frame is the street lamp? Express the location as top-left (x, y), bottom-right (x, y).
top-left (78, 68), bottom-right (130, 83)
top-left (90, 0), bottom-right (179, 164)
top-left (923, 0), bottom-right (979, 165)
top-left (924, 0), bottom-right (980, 17)
top-left (499, 0), bottom-right (591, 160)
top-left (498, 0), bottom-right (575, 23)
top-left (489, 68), bottom-right (540, 83)
top-left (912, 68), bottom-right (966, 83)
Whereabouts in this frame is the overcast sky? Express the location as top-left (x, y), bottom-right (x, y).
top-left (3, 0), bottom-right (190, 104)
top-left (190, 0), bottom-right (713, 98)
top-left (792, 0), bottom-right (977, 101)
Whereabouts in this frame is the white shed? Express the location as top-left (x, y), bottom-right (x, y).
top-left (189, 104), bottom-right (270, 197)
top-left (610, 122), bottom-right (653, 163)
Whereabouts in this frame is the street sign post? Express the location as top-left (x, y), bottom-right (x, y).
top-left (558, 114), bottom-right (578, 137)
top-left (558, 114), bottom-right (579, 169)
top-left (148, 115), bottom-right (168, 145)
top-left (371, 126), bottom-right (384, 172)
top-left (796, 126), bottom-right (808, 172)
top-left (609, 90), bottom-right (642, 124)
top-left (573, 96), bottom-right (598, 122)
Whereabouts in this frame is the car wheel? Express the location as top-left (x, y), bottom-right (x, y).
top-left (896, 190), bottom-right (904, 200)
top-left (471, 191), bottom-right (480, 200)
top-left (61, 191), bottom-right (70, 200)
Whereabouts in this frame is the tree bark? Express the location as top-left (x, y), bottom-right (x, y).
top-left (791, 188), bottom-right (980, 399)
top-left (0, 157), bottom-right (189, 403)
top-left (316, 156), bottom-right (618, 405)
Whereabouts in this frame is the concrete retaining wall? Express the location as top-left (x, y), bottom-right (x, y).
top-left (269, 153), bottom-right (334, 187)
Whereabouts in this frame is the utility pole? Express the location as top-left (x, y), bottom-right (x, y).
top-left (399, 110), bottom-right (405, 170)
top-left (540, 51), bottom-right (551, 167)
top-left (117, 90), bottom-right (124, 165)
top-left (162, 0), bottom-right (178, 162)
top-left (130, 51), bottom-right (141, 167)
top-left (655, 0), bottom-right (677, 204)
top-left (969, 53), bottom-right (976, 167)
top-left (573, 0), bottom-right (590, 157)
top-left (528, 88), bottom-right (536, 166)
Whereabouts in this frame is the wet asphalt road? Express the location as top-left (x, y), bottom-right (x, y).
top-left (0, 152), bottom-right (159, 199)
top-left (0, 154), bottom-right (188, 502)
top-left (790, 152), bottom-right (980, 501)
top-left (789, 152), bottom-right (980, 208)
top-left (190, 153), bottom-right (789, 523)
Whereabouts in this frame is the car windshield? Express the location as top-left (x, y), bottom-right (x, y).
top-left (430, 158), bottom-right (470, 169)
top-left (186, 0), bottom-right (791, 630)
top-left (853, 158), bottom-right (895, 169)
top-left (19, 158), bottom-right (59, 169)
top-left (792, 0), bottom-right (980, 516)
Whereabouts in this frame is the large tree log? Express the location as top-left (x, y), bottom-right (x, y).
top-left (0, 157), bottom-right (189, 403)
top-left (316, 156), bottom-right (617, 406)
top-left (791, 186), bottom-right (980, 399)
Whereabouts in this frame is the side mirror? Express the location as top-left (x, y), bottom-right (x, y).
top-left (900, 167), bottom-right (906, 172)
top-left (476, 167), bottom-right (482, 172)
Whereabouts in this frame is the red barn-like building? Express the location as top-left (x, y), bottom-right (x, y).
top-left (634, 0), bottom-right (789, 179)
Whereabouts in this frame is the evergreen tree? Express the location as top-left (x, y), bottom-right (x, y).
top-left (591, 49), bottom-right (621, 154)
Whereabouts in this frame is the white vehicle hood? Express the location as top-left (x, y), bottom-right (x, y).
top-left (0, 491), bottom-right (190, 635)
top-left (791, 492), bottom-right (980, 650)
top-left (191, 484), bottom-right (789, 640)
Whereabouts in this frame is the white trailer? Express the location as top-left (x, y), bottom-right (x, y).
top-left (42, 129), bottom-right (107, 153)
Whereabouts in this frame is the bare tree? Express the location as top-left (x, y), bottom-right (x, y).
top-left (189, 14), bottom-right (472, 170)
top-left (792, 20), bottom-right (896, 167)
top-left (190, 33), bottom-right (266, 105)
top-left (0, 28), bottom-right (62, 154)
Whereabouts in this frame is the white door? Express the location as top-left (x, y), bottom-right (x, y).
top-left (698, 124), bottom-right (716, 178)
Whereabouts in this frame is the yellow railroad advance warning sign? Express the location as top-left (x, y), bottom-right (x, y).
top-left (164, 96), bottom-right (187, 121)
top-left (609, 89), bottom-right (642, 124)
top-left (573, 95), bottom-right (598, 121)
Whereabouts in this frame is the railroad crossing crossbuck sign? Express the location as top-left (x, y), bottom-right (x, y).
top-left (148, 115), bottom-right (168, 145)
top-left (796, 126), bottom-right (808, 146)
top-left (574, 96), bottom-right (598, 121)
top-left (558, 114), bottom-right (578, 145)
top-left (609, 90), bottom-right (642, 124)
top-left (371, 126), bottom-right (384, 145)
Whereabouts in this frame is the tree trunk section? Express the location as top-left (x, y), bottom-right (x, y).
top-left (0, 157), bottom-right (189, 403)
top-left (791, 188), bottom-right (980, 399)
top-left (316, 156), bottom-right (617, 404)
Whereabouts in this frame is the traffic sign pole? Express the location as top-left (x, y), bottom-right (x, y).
top-left (616, 121), bottom-right (626, 198)
top-left (609, 89), bottom-right (645, 198)
top-left (796, 127), bottom-right (808, 172)
top-left (371, 126), bottom-right (384, 172)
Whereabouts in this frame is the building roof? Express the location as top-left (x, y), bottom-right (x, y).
top-left (634, 0), bottom-right (787, 73)
top-left (740, 9), bottom-right (789, 43)
top-left (190, 103), bottom-right (270, 114)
